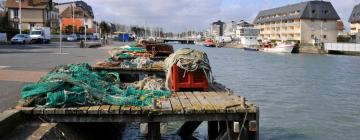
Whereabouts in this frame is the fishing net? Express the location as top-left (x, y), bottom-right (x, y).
top-left (20, 63), bottom-right (172, 107)
top-left (164, 48), bottom-right (214, 89)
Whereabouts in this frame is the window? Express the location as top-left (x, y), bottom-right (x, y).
top-left (323, 35), bottom-right (327, 39)
top-left (14, 9), bottom-right (18, 18)
top-left (312, 10), bottom-right (316, 13)
top-left (311, 34), bottom-right (315, 39)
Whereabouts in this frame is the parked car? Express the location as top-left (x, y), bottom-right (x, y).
top-left (10, 34), bottom-right (32, 44)
top-left (67, 34), bottom-right (78, 41)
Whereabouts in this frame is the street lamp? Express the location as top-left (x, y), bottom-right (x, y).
top-left (16, 0), bottom-right (22, 34)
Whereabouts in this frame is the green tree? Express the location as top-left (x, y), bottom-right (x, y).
top-left (0, 12), bottom-right (19, 40)
top-left (78, 26), bottom-right (85, 34)
top-left (64, 25), bottom-right (76, 34)
top-left (100, 21), bottom-right (110, 36)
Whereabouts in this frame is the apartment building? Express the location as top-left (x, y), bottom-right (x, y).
top-left (210, 20), bottom-right (225, 36)
top-left (349, 3), bottom-right (360, 35)
top-left (235, 21), bottom-right (260, 46)
top-left (5, 0), bottom-right (58, 30)
top-left (253, 1), bottom-right (340, 44)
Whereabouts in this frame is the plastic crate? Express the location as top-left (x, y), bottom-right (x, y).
top-left (171, 65), bottom-right (208, 92)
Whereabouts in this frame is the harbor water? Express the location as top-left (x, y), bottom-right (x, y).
top-left (123, 44), bottom-right (360, 140)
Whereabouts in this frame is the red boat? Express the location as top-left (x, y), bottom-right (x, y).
top-left (204, 38), bottom-right (215, 47)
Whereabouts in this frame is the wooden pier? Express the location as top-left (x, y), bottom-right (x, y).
top-left (18, 83), bottom-right (259, 140)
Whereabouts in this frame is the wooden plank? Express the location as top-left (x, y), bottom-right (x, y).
top-left (159, 98), bottom-right (172, 115)
top-left (192, 92), bottom-right (216, 113)
top-left (169, 95), bottom-right (184, 114)
top-left (20, 107), bottom-right (34, 114)
top-left (99, 105), bottom-right (111, 114)
top-left (44, 108), bottom-right (56, 115)
top-left (131, 106), bottom-right (142, 114)
top-left (120, 106), bottom-right (131, 114)
top-left (77, 106), bottom-right (90, 114)
top-left (176, 92), bottom-right (195, 114)
top-left (54, 108), bottom-right (66, 114)
top-left (109, 105), bottom-right (120, 114)
top-left (65, 107), bottom-right (78, 115)
top-left (88, 106), bottom-right (101, 114)
top-left (33, 107), bottom-right (45, 115)
top-left (141, 106), bottom-right (151, 115)
top-left (198, 92), bottom-right (227, 113)
top-left (214, 92), bottom-right (243, 113)
top-left (183, 92), bottom-right (204, 113)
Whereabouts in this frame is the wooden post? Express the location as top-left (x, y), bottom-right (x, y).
top-left (219, 121), bottom-right (227, 134)
top-left (148, 122), bottom-right (161, 140)
top-left (208, 121), bottom-right (219, 140)
top-left (177, 121), bottom-right (202, 139)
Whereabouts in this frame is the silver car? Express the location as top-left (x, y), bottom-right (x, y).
top-left (11, 34), bottom-right (32, 44)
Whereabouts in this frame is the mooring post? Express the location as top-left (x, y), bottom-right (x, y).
top-left (208, 121), bottom-right (219, 140)
top-left (147, 122), bottom-right (161, 140)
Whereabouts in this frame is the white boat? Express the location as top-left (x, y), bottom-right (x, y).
top-left (262, 42), bottom-right (294, 53)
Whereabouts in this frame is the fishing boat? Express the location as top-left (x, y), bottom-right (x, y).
top-left (244, 45), bottom-right (259, 51)
top-left (262, 42), bottom-right (294, 53)
top-left (204, 38), bottom-right (215, 47)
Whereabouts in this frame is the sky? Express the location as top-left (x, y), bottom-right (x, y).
top-left (47, 0), bottom-right (360, 31)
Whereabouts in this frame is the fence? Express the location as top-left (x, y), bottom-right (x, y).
top-left (325, 43), bottom-right (360, 52)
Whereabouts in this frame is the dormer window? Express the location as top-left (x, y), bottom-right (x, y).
top-left (312, 10), bottom-right (316, 14)
top-left (324, 10), bottom-right (328, 14)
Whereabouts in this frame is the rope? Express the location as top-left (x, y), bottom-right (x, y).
top-left (164, 48), bottom-right (214, 89)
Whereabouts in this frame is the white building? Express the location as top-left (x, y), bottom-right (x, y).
top-left (235, 21), bottom-right (260, 46)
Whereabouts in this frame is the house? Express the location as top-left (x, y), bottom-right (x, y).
top-left (55, 1), bottom-right (95, 33)
top-left (5, 0), bottom-right (58, 31)
top-left (349, 3), bottom-right (360, 35)
top-left (235, 21), bottom-right (260, 46)
top-left (253, 1), bottom-right (340, 44)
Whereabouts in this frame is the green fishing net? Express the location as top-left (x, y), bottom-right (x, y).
top-left (21, 63), bottom-right (172, 107)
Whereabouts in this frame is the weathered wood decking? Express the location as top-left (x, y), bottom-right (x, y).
top-left (18, 83), bottom-right (259, 140)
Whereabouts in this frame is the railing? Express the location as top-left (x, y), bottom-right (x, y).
top-left (325, 43), bottom-right (360, 52)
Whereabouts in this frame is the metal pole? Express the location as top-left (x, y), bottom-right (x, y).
top-left (84, 24), bottom-right (87, 48)
top-left (18, 0), bottom-right (22, 34)
top-left (60, 20), bottom-right (62, 53)
top-left (72, 0), bottom-right (75, 35)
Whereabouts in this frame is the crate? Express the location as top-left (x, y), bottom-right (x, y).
top-left (171, 65), bottom-right (208, 92)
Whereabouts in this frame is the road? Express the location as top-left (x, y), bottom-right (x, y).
top-left (0, 42), bottom-right (109, 112)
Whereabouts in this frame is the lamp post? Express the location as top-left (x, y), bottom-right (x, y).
top-left (16, 0), bottom-right (22, 34)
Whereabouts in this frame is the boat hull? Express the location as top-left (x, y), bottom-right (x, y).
top-left (262, 45), bottom-right (294, 53)
top-left (244, 47), bottom-right (259, 51)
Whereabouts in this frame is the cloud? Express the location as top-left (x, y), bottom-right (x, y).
top-left (55, 0), bottom-right (360, 32)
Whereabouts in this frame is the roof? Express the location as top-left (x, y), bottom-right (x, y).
top-left (254, 1), bottom-right (340, 24)
top-left (349, 3), bottom-right (360, 23)
top-left (55, 1), bottom-right (94, 18)
top-left (212, 20), bottom-right (225, 25)
top-left (5, 0), bottom-right (50, 9)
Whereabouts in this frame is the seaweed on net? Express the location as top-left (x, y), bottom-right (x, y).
top-left (20, 63), bottom-right (172, 108)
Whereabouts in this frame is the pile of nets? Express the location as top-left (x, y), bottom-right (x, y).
top-left (20, 63), bottom-right (172, 107)
top-left (164, 48), bottom-right (214, 89)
